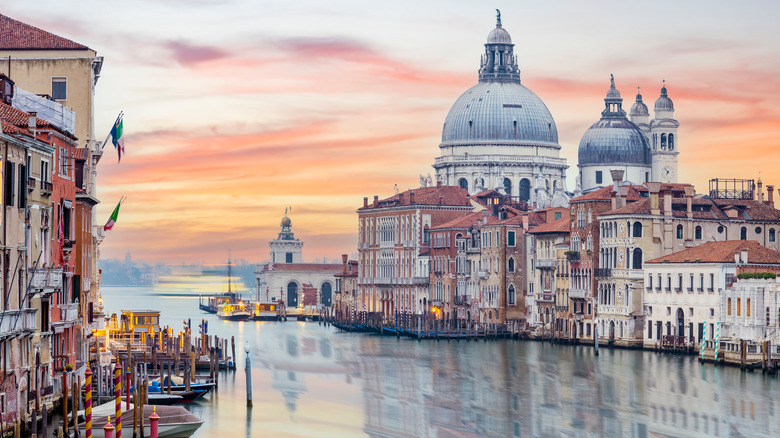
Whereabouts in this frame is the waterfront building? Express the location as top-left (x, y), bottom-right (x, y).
top-left (333, 254), bottom-right (358, 319)
top-left (357, 184), bottom-right (474, 318)
top-left (432, 14), bottom-right (569, 208)
top-left (578, 77), bottom-right (679, 192)
top-left (528, 214), bottom-right (570, 338)
top-left (256, 211), bottom-right (340, 309)
top-left (598, 178), bottom-right (780, 346)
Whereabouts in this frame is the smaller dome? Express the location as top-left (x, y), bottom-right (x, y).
top-left (654, 85), bottom-right (674, 111)
top-left (281, 216), bottom-right (292, 227)
top-left (606, 87), bottom-right (621, 99)
top-left (630, 93), bottom-right (649, 117)
top-left (487, 26), bottom-right (512, 44)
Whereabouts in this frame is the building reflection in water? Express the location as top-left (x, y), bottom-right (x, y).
top-left (257, 326), bottom-right (780, 437)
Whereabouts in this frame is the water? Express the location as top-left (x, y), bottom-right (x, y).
top-left (101, 286), bottom-right (780, 437)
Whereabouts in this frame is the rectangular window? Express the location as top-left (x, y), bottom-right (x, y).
top-left (52, 77), bottom-right (67, 100)
top-left (555, 212), bottom-right (561, 220)
top-left (648, 320), bottom-right (653, 339)
top-left (595, 171), bottom-right (602, 184)
top-left (4, 161), bottom-right (14, 206)
top-left (18, 164), bottom-right (26, 209)
top-left (507, 230), bottom-right (516, 247)
top-left (285, 253), bottom-right (293, 263)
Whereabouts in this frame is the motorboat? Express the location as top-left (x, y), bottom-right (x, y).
top-left (79, 402), bottom-right (203, 437)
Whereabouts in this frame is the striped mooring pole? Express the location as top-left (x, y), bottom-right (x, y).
top-left (714, 321), bottom-right (721, 364)
top-left (85, 368), bottom-right (93, 438)
top-left (114, 363), bottom-right (122, 438)
top-left (700, 322), bottom-right (707, 360)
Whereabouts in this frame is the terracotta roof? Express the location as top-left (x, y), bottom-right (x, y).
top-left (646, 240), bottom-right (780, 265)
top-left (261, 263), bottom-right (342, 272)
top-left (359, 185), bottom-right (471, 210)
top-left (571, 185), bottom-right (646, 203)
top-left (433, 211), bottom-right (486, 230)
top-left (0, 14), bottom-right (89, 50)
top-left (603, 195), bottom-right (780, 221)
top-left (0, 101), bottom-right (53, 137)
top-left (529, 215), bottom-right (570, 234)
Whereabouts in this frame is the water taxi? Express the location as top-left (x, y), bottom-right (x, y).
top-left (216, 302), bottom-right (251, 321)
top-left (251, 301), bottom-right (280, 321)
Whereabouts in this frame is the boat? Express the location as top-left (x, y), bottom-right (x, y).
top-left (199, 291), bottom-right (239, 313)
top-left (250, 300), bottom-right (280, 321)
top-left (217, 302), bottom-right (251, 321)
top-left (154, 375), bottom-right (216, 393)
top-left (79, 403), bottom-right (203, 437)
top-left (123, 393), bottom-right (183, 405)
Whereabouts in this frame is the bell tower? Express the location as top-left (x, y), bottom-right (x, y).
top-left (649, 82), bottom-right (679, 183)
top-left (269, 208), bottom-right (303, 264)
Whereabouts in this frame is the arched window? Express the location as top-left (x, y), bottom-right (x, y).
top-left (519, 179), bottom-right (531, 202)
top-left (695, 226), bottom-right (702, 240)
top-left (676, 224), bottom-right (684, 239)
top-left (475, 177), bottom-right (484, 189)
top-left (503, 178), bottom-right (512, 196)
top-left (771, 229), bottom-right (776, 243)
top-left (458, 178), bottom-right (468, 191)
top-left (728, 297), bottom-right (732, 316)
top-left (633, 222), bottom-right (642, 238)
top-left (668, 133), bottom-right (674, 150)
top-left (632, 248), bottom-right (643, 270)
top-left (741, 227), bottom-right (747, 240)
top-left (737, 298), bottom-right (741, 316)
top-left (508, 284), bottom-right (516, 305)
top-left (747, 298), bottom-right (751, 317)
top-left (661, 133), bottom-right (667, 149)
top-left (321, 282), bottom-right (332, 306)
top-left (508, 257), bottom-right (515, 273)
top-left (287, 282), bottom-right (299, 308)
top-left (423, 225), bottom-right (430, 244)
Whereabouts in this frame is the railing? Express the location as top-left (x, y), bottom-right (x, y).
top-left (60, 303), bottom-right (79, 323)
top-left (479, 299), bottom-right (498, 309)
top-left (434, 154), bottom-right (564, 166)
top-left (31, 268), bottom-right (64, 291)
top-left (0, 308), bottom-right (38, 336)
top-left (598, 305), bottom-right (630, 315)
top-left (455, 295), bottom-right (471, 305)
top-left (536, 259), bottom-right (556, 270)
top-left (594, 268), bottom-right (611, 278)
top-left (412, 276), bottom-right (429, 285)
top-left (431, 300), bottom-right (443, 308)
top-left (27, 176), bottom-right (36, 191)
top-left (569, 288), bottom-right (588, 299)
top-left (40, 180), bottom-right (53, 194)
top-left (478, 270), bottom-right (488, 279)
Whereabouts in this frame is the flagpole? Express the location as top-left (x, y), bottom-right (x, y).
top-left (101, 112), bottom-right (123, 150)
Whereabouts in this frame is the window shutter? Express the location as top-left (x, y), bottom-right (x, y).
top-left (18, 164), bottom-right (26, 209)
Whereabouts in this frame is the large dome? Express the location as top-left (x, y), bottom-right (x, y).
top-left (578, 77), bottom-right (650, 166)
top-left (441, 81), bottom-right (559, 146)
top-left (578, 119), bottom-right (650, 165)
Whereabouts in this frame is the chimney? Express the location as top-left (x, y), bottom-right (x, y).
top-left (647, 182), bottom-right (662, 215)
top-left (437, 180), bottom-right (442, 187)
top-left (741, 250), bottom-right (748, 264)
top-left (482, 209), bottom-right (488, 220)
top-left (341, 253), bottom-right (348, 271)
top-left (618, 186), bottom-right (629, 209)
top-left (610, 169), bottom-right (624, 210)
top-left (363, 197), bottom-right (368, 208)
top-left (522, 214), bottom-right (529, 230)
top-left (399, 192), bottom-right (404, 204)
top-left (767, 185), bottom-right (775, 208)
top-left (663, 190), bottom-right (672, 217)
top-left (409, 191), bottom-right (415, 204)
top-left (734, 253), bottom-right (739, 264)
top-left (757, 179), bottom-right (764, 203)
top-left (684, 186), bottom-right (694, 219)
top-left (439, 195), bottom-right (444, 205)
top-left (373, 195), bottom-right (379, 207)
top-left (28, 111), bottom-right (37, 131)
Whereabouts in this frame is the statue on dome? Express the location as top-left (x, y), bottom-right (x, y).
top-left (496, 9), bottom-right (501, 27)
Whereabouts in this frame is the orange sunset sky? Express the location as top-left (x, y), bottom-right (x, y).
top-left (5, 1), bottom-right (780, 264)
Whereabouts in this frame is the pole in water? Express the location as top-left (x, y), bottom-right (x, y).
top-left (244, 342), bottom-right (253, 408)
top-left (114, 363), bottom-right (122, 438)
top-left (594, 319), bottom-right (599, 356)
top-left (85, 368), bottom-right (93, 438)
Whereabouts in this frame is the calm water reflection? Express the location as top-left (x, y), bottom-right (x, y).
top-left (103, 287), bottom-right (780, 437)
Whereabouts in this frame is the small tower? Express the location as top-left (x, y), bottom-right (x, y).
top-left (649, 82), bottom-right (680, 183)
top-left (269, 208), bottom-right (303, 264)
top-left (629, 87), bottom-right (650, 132)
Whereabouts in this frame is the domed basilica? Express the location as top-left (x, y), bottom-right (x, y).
top-left (432, 12), bottom-right (680, 201)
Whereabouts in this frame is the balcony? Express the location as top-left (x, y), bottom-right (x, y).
top-left (537, 259), bottom-right (556, 270)
top-left (598, 305), bottom-right (630, 316)
top-left (569, 288), bottom-right (589, 299)
top-left (431, 299), bottom-right (444, 308)
top-left (0, 308), bottom-right (38, 338)
top-left (479, 299), bottom-right (498, 309)
top-left (40, 180), bottom-right (53, 195)
top-left (60, 303), bottom-right (79, 323)
top-left (565, 251), bottom-right (579, 261)
top-left (455, 295), bottom-right (471, 306)
top-left (478, 270), bottom-right (489, 279)
top-left (412, 276), bottom-right (429, 285)
top-left (28, 176), bottom-right (36, 191)
top-left (31, 268), bottom-right (64, 292)
top-left (594, 268), bottom-right (612, 278)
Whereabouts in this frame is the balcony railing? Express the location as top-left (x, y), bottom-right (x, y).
top-left (31, 268), bottom-right (64, 292)
top-left (455, 295), bottom-right (471, 305)
top-left (536, 259), bottom-right (556, 270)
top-left (569, 288), bottom-right (589, 299)
top-left (28, 176), bottom-right (36, 191)
top-left (594, 268), bottom-right (611, 278)
top-left (60, 303), bottom-right (79, 323)
top-left (40, 180), bottom-right (53, 195)
top-left (431, 299), bottom-right (444, 308)
top-left (0, 308), bottom-right (38, 337)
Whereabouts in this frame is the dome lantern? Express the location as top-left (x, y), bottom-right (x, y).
top-left (479, 9), bottom-right (520, 83)
top-left (630, 86), bottom-right (649, 118)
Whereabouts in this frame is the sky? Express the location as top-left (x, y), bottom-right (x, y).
top-left (4, 0), bottom-right (780, 264)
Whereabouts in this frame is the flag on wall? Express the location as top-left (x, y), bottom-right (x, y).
top-left (110, 117), bottom-right (125, 162)
top-left (104, 198), bottom-right (125, 231)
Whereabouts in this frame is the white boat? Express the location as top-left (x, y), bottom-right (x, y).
top-left (216, 302), bottom-right (251, 321)
top-left (79, 402), bottom-right (203, 438)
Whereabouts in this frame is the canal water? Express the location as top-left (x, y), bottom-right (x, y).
top-left (102, 286), bottom-right (780, 437)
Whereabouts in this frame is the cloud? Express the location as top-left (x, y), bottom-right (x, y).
top-left (164, 39), bottom-right (230, 66)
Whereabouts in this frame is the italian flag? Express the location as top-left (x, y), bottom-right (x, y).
top-left (110, 117), bottom-right (125, 162)
top-left (104, 199), bottom-right (123, 231)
